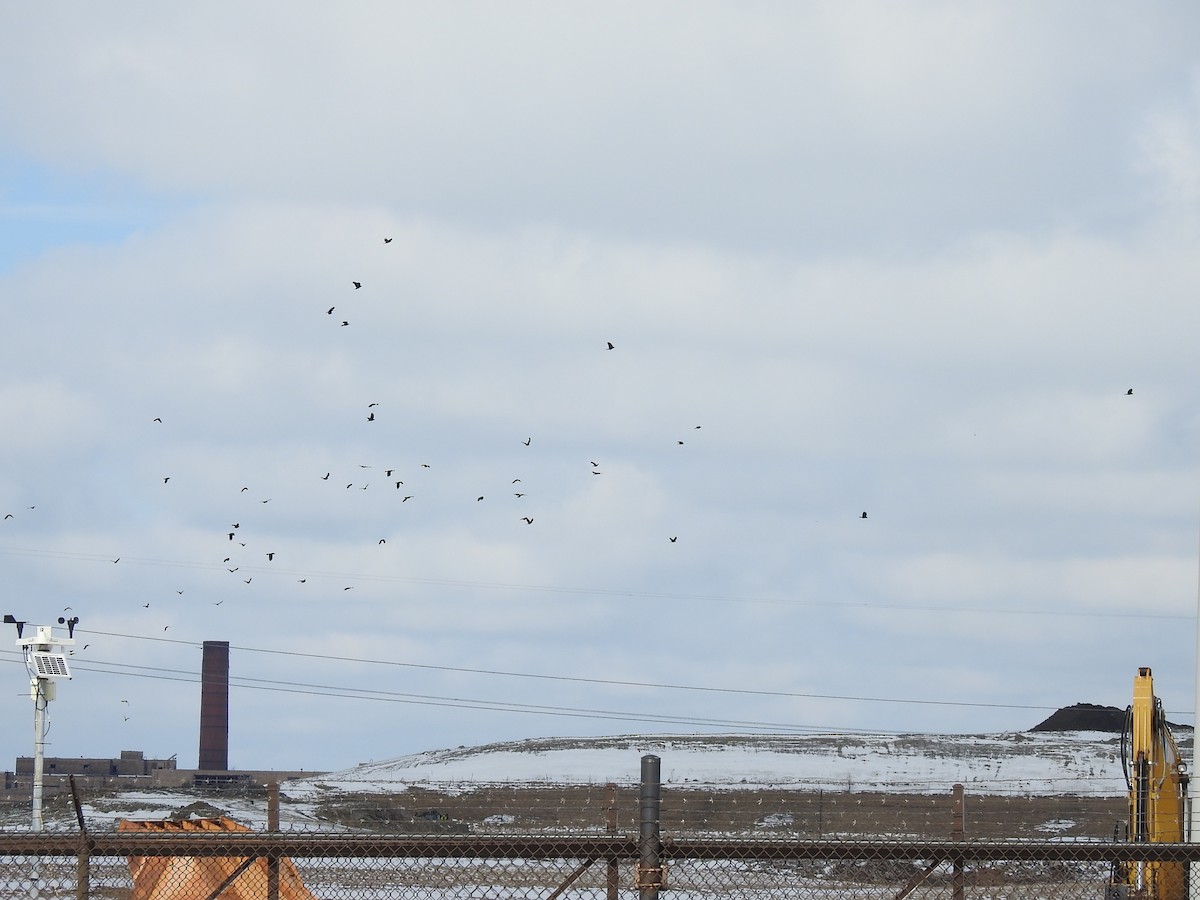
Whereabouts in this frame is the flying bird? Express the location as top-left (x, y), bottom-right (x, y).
top-left (477, 496), bottom-right (484, 501)
top-left (367, 413), bottom-right (375, 421)
top-left (379, 539), bottom-right (386, 544)
top-left (353, 281), bottom-right (361, 289)
top-left (402, 495), bottom-right (412, 501)
top-left (266, 552), bottom-right (275, 561)
top-left (606, 342), bottom-right (614, 350)
top-left (669, 536), bottom-right (677, 542)
top-left (395, 481), bottom-right (403, 488)
top-left (341, 320), bottom-right (350, 326)
top-left (162, 477), bottom-right (170, 483)
top-left (523, 438), bottom-right (531, 446)
top-left (383, 237), bottom-right (392, 243)
top-left (153, 417), bottom-right (162, 423)
top-left (322, 473), bottom-right (330, 480)
top-left (385, 469), bottom-right (394, 476)
top-left (514, 493), bottom-right (525, 498)
top-left (521, 517), bottom-right (534, 524)
top-left (1126, 388), bottom-right (1133, 395)
top-left (368, 403), bottom-right (379, 408)
top-left (327, 307), bottom-right (335, 315)
top-left (861, 512), bottom-right (868, 519)
top-left (4, 514), bottom-right (11, 520)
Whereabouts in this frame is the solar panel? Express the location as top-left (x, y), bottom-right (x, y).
top-left (30, 652), bottom-right (71, 679)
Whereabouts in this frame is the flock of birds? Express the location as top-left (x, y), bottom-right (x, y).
top-left (0, 230), bottom-right (1145, 728)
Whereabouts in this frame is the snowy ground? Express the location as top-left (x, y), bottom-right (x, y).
top-left (285, 730), bottom-right (1149, 798)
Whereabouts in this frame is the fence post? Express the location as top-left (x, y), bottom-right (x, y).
top-left (606, 782), bottom-right (620, 900)
top-left (951, 783), bottom-right (965, 900)
top-left (267, 781), bottom-right (280, 900)
top-left (638, 755), bottom-right (663, 900)
top-left (69, 775), bottom-right (89, 900)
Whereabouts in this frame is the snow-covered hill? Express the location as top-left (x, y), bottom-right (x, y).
top-left (286, 730), bottom-right (1175, 799)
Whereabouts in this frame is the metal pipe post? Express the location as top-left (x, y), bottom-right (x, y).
top-left (638, 754), bottom-right (662, 900)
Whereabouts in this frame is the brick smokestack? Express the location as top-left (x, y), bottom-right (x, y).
top-left (198, 641), bottom-right (230, 771)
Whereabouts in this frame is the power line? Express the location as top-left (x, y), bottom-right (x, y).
top-left (71, 628), bottom-right (1061, 714)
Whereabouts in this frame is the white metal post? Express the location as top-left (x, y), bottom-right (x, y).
top-left (31, 682), bottom-right (45, 832)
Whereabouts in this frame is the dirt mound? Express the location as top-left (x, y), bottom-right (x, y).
top-left (1030, 703), bottom-right (1125, 732)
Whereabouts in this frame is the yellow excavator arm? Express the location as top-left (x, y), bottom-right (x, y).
top-left (1111, 667), bottom-right (1189, 900)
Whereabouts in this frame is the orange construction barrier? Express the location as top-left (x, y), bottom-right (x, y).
top-left (118, 817), bottom-right (317, 900)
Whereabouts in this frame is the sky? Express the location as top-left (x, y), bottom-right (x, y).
top-left (2, 3), bottom-right (1200, 775)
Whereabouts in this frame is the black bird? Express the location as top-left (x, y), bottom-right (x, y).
top-left (322, 473), bottom-right (330, 480)
top-left (369, 403), bottom-right (379, 408)
top-left (1126, 388), bottom-right (1134, 395)
top-left (327, 307), bottom-right (335, 315)
top-left (379, 539), bottom-right (386, 544)
top-left (267, 552), bottom-right (275, 561)
top-left (367, 413), bottom-right (375, 421)
top-left (521, 517), bottom-right (534, 524)
top-left (512, 478), bottom-right (521, 483)
top-left (669, 536), bottom-right (677, 542)
top-left (385, 469), bottom-right (394, 476)
top-left (113, 558), bottom-right (120, 563)
top-left (352, 281), bottom-right (361, 289)
top-left (514, 493), bottom-right (525, 498)
top-left (244, 578), bottom-right (252, 584)
top-left (4, 514), bottom-right (11, 519)
top-left (384, 238), bottom-right (392, 243)
top-left (860, 512), bottom-right (868, 519)
top-left (342, 320), bottom-right (350, 326)
top-left (153, 417), bottom-right (162, 423)
top-left (477, 496), bottom-right (484, 501)
top-left (606, 342), bottom-right (614, 350)
top-left (163, 476), bottom-right (170, 483)
top-left (298, 579), bottom-right (307, 583)
top-left (395, 481), bottom-right (403, 488)
top-left (142, 602), bottom-right (149, 608)
top-left (231, 523), bottom-right (239, 529)
top-left (402, 495), bottom-right (412, 501)
top-left (523, 437), bottom-right (531, 446)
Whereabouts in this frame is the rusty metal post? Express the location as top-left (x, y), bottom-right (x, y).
top-left (638, 755), bottom-right (663, 900)
top-left (606, 783), bottom-right (619, 900)
top-left (952, 783), bottom-right (965, 900)
top-left (266, 782), bottom-right (280, 900)
top-left (69, 776), bottom-right (89, 900)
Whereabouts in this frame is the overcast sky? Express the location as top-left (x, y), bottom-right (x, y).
top-left (2, 3), bottom-right (1200, 776)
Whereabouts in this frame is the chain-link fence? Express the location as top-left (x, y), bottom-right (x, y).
top-left (0, 755), bottom-right (1188, 899)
